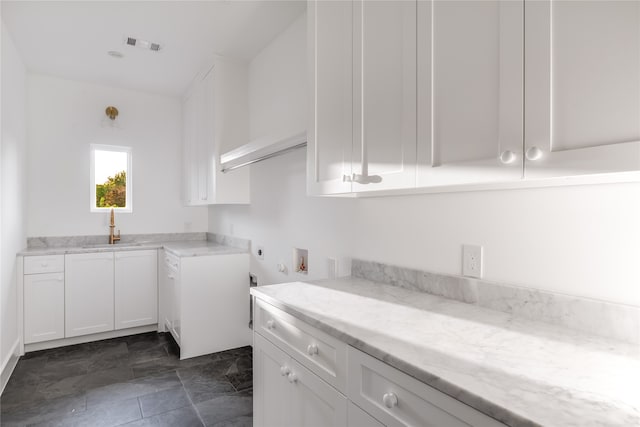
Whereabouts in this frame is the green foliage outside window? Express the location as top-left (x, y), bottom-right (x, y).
top-left (96, 171), bottom-right (126, 208)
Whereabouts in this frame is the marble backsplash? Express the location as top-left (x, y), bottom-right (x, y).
top-left (352, 259), bottom-right (639, 345)
top-left (27, 232), bottom-right (251, 251)
top-left (206, 233), bottom-right (250, 251)
top-left (27, 232), bottom-right (207, 248)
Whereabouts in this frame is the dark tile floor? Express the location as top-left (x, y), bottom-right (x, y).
top-left (0, 333), bottom-right (253, 427)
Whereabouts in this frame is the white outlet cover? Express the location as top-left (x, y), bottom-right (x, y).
top-left (327, 257), bottom-right (337, 280)
top-left (462, 244), bottom-right (483, 278)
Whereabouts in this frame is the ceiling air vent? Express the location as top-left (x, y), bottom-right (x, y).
top-left (124, 36), bottom-right (162, 52)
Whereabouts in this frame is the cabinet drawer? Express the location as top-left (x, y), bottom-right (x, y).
top-left (347, 347), bottom-right (506, 427)
top-left (24, 255), bottom-right (64, 274)
top-left (255, 298), bottom-right (347, 392)
top-left (164, 252), bottom-right (180, 272)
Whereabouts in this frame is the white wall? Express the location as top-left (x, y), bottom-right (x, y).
top-left (209, 10), bottom-right (640, 307)
top-left (248, 13), bottom-right (306, 140)
top-left (1, 21), bottom-right (27, 374)
top-left (353, 182), bottom-right (640, 306)
top-left (27, 74), bottom-right (208, 237)
top-left (210, 149), bottom-right (356, 285)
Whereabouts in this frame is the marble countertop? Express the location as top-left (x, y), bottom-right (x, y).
top-left (19, 240), bottom-right (247, 258)
top-left (251, 278), bottom-right (640, 427)
top-left (162, 240), bottom-right (247, 257)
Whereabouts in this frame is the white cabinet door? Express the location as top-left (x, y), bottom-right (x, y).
top-left (347, 401), bottom-right (384, 427)
top-left (171, 266), bottom-right (181, 344)
top-left (253, 334), bottom-right (291, 427)
top-left (65, 252), bottom-right (114, 338)
top-left (183, 87), bottom-right (199, 206)
top-left (417, 0), bottom-right (524, 187)
top-left (289, 358), bottom-right (348, 427)
top-left (158, 251), bottom-right (170, 333)
top-left (352, 0), bottom-right (417, 192)
top-left (524, 0), bottom-right (640, 179)
top-left (197, 66), bottom-right (214, 204)
top-left (114, 250), bottom-right (158, 330)
top-left (307, 0), bottom-right (354, 195)
top-left (24, 272), bottom-right (65, 344)
top-left (183, 69), bottom-right (213, 206)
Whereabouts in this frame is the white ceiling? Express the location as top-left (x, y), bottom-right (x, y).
top-left (1, 1), bottom-right (306, 96)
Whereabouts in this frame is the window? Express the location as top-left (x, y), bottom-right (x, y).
top-left (90, 144), bottom-right (132, 212)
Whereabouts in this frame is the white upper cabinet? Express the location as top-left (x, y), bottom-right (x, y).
top-left (352, 0), bottom-right (417, 192)
top-left (309, 0), bottom-right (639, 196)
top-left (307, 0), bottom-right (354, 195)
top-left (308, 0), bottom-right (417, 194)
top-left (182, 60), bottom-right (250, 205)
top-left (524, 0), bottom-right (640, 178)
top-left (417, 0), bottom-right (524, 187)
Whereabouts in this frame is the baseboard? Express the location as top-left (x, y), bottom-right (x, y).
top-left (1, 339), bottom-right (21, 395)
top-left (24, 324), bottom-right (158, 353)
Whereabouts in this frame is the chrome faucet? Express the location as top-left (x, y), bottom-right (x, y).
top-left (109, 208), bottom-right (121, 244)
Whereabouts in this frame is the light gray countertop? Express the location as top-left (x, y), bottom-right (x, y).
top-left (18, 240), bottom-right (247, 257)
top-left (162, 240), bottom-right (247, 257)
top-left (251, 278), bottom-right (640, 427)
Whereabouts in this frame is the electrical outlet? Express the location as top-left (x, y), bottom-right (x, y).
top-left (256, 245), bottom-right (264, 260)
top-left (462, 244), bottom-right (483, 278)
top-left (327, 257), bottom-right (337, 280)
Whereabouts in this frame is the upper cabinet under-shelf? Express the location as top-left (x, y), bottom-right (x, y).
top-left (307, 0), bottom-right (640, 196)
top-left (182, 59), bottom-right (250, 206)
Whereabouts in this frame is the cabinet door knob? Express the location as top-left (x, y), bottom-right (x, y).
top-left (499, 150), bottom-right (516, 164)
top-left (383, 392), bottom-right (398, 409)
top-left (41, 262), bottom-right (48, 267)
top-left (287, 372), bottom-right (298, 384)
top-left (306, 344), bottom-right (319, 356)
top-left (266, 320), bottom-right (275, 330)
top-left (280, 366), bottom-right (290, 377)
top-left (525, 146), bottom-right (544, 161)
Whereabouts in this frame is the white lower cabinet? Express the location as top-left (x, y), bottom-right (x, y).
top-left (160, 251), bottom-right (181, 344)
top-left (347, 402), bottom-right (384, 427)
top-left (253, 297), bottom-right (506, 427)
top-left (347, 347), bottom-right (505, 427)
top-left (114, 250), bottom-right (158, 330)
top-left (289, 357), bottom-right (348, 427)
top-left (253, 333), bottom-right (347, 427)
top-left (23, 249), bottom-right (159, 345)
top-left (65, 252), bottom-right (115, 338)
top-left (24, 272), bottom-right (65, 344)
top-left (159, 250), bottom-right (250, 359)
top-left (254, 333), bottom-right (294, 427)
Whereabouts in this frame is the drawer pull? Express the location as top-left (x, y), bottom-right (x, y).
top-left (41, 262), bottom-right (49, 267)
top-left (266, 320), bottom-right (275, 330)
top-left (280, 366), bottom-right (291, 377)
top-left (306, 344), bottom-right (319, 356)
top-left (287, 372), bottom-right (298, 384)
top-left (383, 392), bottom-right (398, 409)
